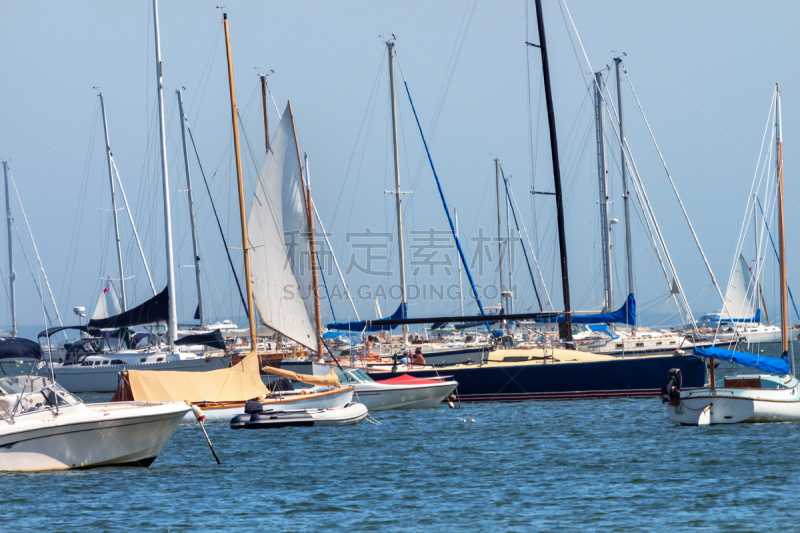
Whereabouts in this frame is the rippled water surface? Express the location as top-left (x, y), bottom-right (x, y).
top-left (5, 348), bottom-right (800, 531)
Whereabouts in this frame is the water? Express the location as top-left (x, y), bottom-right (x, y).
top-left (4, 344), bottom-right (800, 531)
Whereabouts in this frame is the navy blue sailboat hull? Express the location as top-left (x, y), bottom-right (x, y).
top-left (367, 354), bottom-right (705, 401)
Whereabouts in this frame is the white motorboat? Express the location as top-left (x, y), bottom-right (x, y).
top-left (0, 374), bottom-right (188, 471)
top-left (336, 369), bottom-right (457, 410)
top-left (230, 402), bottom-right (368, 428)
top-left (664, 85), bottom-right (800, 426)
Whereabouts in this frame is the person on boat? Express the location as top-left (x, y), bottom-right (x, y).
top-left (412, 347), bottom-right (426, 365)
top-left (398, 350), bottom-right (411, 365)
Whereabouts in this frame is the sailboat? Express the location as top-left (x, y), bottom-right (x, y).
top-left (109, 10), bottom-right (358, 421)
top-left (356, 1), bottom-right (708, 400)
top-left (665, 84), bottom-right (800, 425)
top-left (36, 2), bottom-right (231, 393)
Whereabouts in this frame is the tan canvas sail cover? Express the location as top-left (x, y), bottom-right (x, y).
top-left (261, 365), bottom-right (341, 388)
top-left (111, 352), bottom-right (268, 403)
top-left (248, 103), bottom-right (317, 351)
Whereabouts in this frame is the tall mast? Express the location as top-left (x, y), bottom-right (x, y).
top-left (776, 83), bottom-right (788, 357)
top-left (177, 89), bottom-right (205, 328)
top-left (152, 0), bottom-right (178, 350)
top-left (300, 150), bottom-right (323, 355)
top-left (614, 59), bottom-right (634, 322)
top-left (594, 71), bottom-right (613, 312)
top-left (260, 75), bottom-right (270, 155)
top-left (223, 12), bottom-right (257, 356)
top-left (533, 0), bottom-right (572, 344)
top-left (387, 41), bottom-right (408, 348)
top-left (99, 92), bottom-right (127, 312)
top-left (506, 191), bottom-right (514, 315)
top-left (495, 158), bottom-right (504, 309)
top-left (455, 207), bottom-right (464, 316)
top-left (3, 162), bottom-right (16, 337)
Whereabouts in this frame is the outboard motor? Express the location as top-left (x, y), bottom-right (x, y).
top-left (660, 368), bottom-right (682, 406)
top-left (268, 378), bottom-right (294, 393)
top-left (244, 401), bottom-right (264, 414)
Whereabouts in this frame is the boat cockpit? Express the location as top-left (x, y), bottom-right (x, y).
top-left (0, 375), bottom-right (81, 418)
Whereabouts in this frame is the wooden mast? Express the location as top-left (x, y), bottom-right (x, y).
top-left (222, 13), bottom-right (258, 356)
top-left (260, 75), bottom-right (270, 155)
top-left (288, 101), bottom-right (323, 355)
top-left (776, 83), bottom-right (789, 357)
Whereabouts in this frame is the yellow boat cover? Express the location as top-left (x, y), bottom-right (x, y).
top-left (261, 365), bottom-right (341, 388)
top-left (111, 352), bottom-right (268, 403)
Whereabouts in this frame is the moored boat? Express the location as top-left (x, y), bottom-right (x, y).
top-left (0, 374), bottom-right (188, 471)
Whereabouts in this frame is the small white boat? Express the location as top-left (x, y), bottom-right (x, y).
top-left (665, 372), bottom-right (800, 425)
top-left (187, 386), bottom-right (355, 423)
top-left (230, 402), bottom-right (368, 428)
top-left (337, 369), bottom-right (457, 410)
top-left (664, 85), bottom-right (800, 427)
top-left (0, 375), bottom-right (188, 471)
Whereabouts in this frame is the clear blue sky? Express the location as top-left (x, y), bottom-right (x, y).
top-left (1, 0), bottom-right (798, 334)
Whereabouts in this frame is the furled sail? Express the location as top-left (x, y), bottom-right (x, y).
top-left (91, 283), bottom-right (122, 321)
top-left (695, 346), bottom-right (789, 375)
top-left (88, 286), bottom-right (169, 330)
top-left (248, 103), bottom-right (317, 351)
top-left (721, 254), bottom-right (758, 321)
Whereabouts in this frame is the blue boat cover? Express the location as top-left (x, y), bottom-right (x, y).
top-left (322, 332), bottom-right (360, 345)
top-left (0, 337), bottom-right (43, 361)
top-left (710, 309), bottom-right (761, 324)
top-left (327, 303), bottom-right (407, 332)
top-left (588, 324), bottom-right (620, 339)
top-left (695, 346), bottom-right (791, 375)
top-left (535, 293), bottom-right (636, 325)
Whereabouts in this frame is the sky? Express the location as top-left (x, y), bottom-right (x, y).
top-left (1, 0), bottom-right (799, 337)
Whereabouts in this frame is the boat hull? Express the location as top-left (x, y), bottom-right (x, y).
top-left (0, 402), bottom-right (188, 471)
top-left (353, 381), bottom-right (458, 410)
top-left (367, 354), bottom-right (706, 402)
top-left (188, 387), bottom-right (355, 423)
top-left (43, 356), bottom-right (231, 393)
top-left (667, 377), bottom-right (800, 425)
top-left (230, 402), bottom-right (368, 429)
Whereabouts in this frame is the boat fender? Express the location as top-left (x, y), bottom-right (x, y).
top-left (660, 368), bottom-right (682, 406)
top-left (188, 402), bottom-right (206, 422)
top-left (205, 355), bottom-right (211, 362)
top-left (674, 349), bottom-right (686, 356)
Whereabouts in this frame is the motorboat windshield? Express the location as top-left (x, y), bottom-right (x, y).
top-left (337, 369), bottom-right (375, 384)
top-left (0, 375), bottom-right (81, 418)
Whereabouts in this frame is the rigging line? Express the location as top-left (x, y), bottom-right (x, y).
top-left (316, 248), bottom-right (336, 323)
top-left (624, 68), bottom-right (730, 319)
top-left (111, 157), bottom-right (156, 295)
top-left (185, 120), bottom-right (249, 318)
top-left (406, 0), bottom-right (477, 207)
top-left (312, 200), bottom-right (360, 321)
top-left (395, 54), bottom-right (488, 322)
top-left (331, 52), bottom-right (385, 233)
top-left (62, 104), bottom-right (99, 308)
top-left (756, 196), bottom-right (800, 321)
top-left (11, 218), bottom-right (53, 328)
top-left (509, 173), bottom-right (552, 310)
top-left (6, 169), bottom-right (66, 337)
top-left (501, 165), bottom-right (542, 311)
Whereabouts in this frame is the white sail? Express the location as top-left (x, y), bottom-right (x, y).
top-left (722, 254), bottom-right (756, 320)
top-left (248, 103), bottom-right (317, 350)
top-left (91, 283), bottom-right (122, 320)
